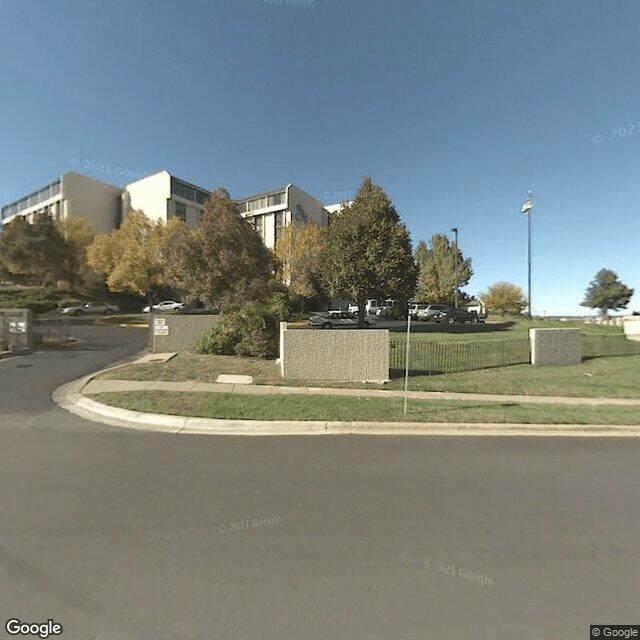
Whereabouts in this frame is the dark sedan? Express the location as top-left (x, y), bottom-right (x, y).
top-left (435, 308), bottom-right (485, 324)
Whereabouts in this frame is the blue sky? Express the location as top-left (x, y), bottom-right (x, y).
top-left (1, 0), bottom-right (639, 315)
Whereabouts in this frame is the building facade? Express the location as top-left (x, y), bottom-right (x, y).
top-left (1, 173), bottom-right (123, 233)
top-left (122, 171), bottom-right (211, 228)
top-left (2, 171), bottom-right (341, 248)
top-left (236, 184), bottom-right (329, 249)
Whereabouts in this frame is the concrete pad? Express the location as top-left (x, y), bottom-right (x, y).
top-left (216, 374), bottom-right (253, 384)
top-left (134, 352), bottom-right (177, 364)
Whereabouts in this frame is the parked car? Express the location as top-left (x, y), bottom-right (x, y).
top-left (347, 303), bottom-right (360, 313)
top-left (435, 308), bottom-right (485, 324)
top-left (142, 300), bottom-right (185, 312)
top-left (408, 303), bottom-right (428, 317)
top-left (366, 299), bottom-right (395, 315)
top-left (416, 304), bottom-right (452, 322)
top-left (376, 305), bottom-right (407, 320)
top-left (61, 301), bottom-right (119, 315)
top-left (309, 310), bottom-right (374, 329)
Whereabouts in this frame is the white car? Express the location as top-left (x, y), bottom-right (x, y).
top-left (308, 310), bottom-right (374, 329)
top-left (408, 303), bottom-right (428, 317)
top-left (143, 300), bottom-right (185, 313)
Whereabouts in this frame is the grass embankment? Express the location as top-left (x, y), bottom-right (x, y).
top-left (91, 317), bottom-right (640, 424)
top-left (97, 349), bottom-right (640, 399)
top-left (393, 316), bottom-right (627, 340)
top-left (89, 390), bottom-right (640, 425)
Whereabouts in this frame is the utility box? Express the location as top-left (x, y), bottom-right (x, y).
top-left (0, 308), bottom-right (34, 353)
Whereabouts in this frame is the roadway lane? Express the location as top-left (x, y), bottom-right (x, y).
top-left (0, 320), bottom-right (148, 430)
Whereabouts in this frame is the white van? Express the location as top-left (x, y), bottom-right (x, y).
top-left (365, 299), bottom-right (394, 315)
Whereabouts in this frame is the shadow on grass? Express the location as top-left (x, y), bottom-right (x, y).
top-left (389, 321), bottom-right (516, 334)
top-left (388, 362), bottom-right (527, 379)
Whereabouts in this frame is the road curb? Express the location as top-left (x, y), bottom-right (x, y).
top-left (50, 354), bottom-right (640, 438)
top-left (53, 379), bottom-right (640, 437)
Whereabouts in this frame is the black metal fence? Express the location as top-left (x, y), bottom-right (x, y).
top-left (389, 338), bottom-right (531, 375)
top-left (389, 333), bottom-right (640, 376)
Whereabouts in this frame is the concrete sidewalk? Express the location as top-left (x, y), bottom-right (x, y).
top-left (82, 377), bottom-right (640, 407)
top-left (51, 359), bottom-right (640, 437)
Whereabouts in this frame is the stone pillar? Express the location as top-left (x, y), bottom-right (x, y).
top-left (529, 328), bottom-right (581, 366)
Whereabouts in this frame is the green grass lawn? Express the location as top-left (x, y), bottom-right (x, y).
top-left (385, 356), bottom-right (640, 397)
top-left (99, 353), bottom-right (283, 384)
top-left (97, 352), bottom-right (640, 399)
top-left (392, 316), bottom-right (627, 341)
top-left (89, 390), bottom-right (640, 425)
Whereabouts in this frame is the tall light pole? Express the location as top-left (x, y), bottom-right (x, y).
top-left (451, 227), bottom-right (459, 308)
top-left (521, 191), bottom-right (534, 318)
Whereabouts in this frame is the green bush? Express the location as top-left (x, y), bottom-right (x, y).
top-left (193, 293), bottom-right (287, 359)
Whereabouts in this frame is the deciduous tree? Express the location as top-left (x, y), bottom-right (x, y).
top-left (480, 281), bottom-right (527, 316)
top-left (275, 221), bottom-right (326, 312)
top-left (86, 210), bottom-right (183, 298)
top-left (414, 234), bottom-right (472, 305)
top-left (0, 213), bottom-right (77, 285)
top-left (580, 268), bottom-right (634, 316)
top-left (319, 177), bottom-right (418, 325)
top-left (56, 216), bottom-right (97, 287)
top-left (164, 188), bottom-right (278, 309)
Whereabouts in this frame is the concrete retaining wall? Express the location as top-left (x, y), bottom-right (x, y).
top-left (623, 317), bottom-right (640, 342)
top-left (149, 314), bottom-right (220, 352)
top-left (529, 328), bottom-right (581, 366)
top-left (280, 323), bottom-right (389, 382)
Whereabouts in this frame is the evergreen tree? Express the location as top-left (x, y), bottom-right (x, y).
top-left (581, 268), bottom-right (634, 316)
top-left (319, 177), bottom-right (417, 324)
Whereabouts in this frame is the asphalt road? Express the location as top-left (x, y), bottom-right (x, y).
top-left (1, 320), bottom-right (639, 640)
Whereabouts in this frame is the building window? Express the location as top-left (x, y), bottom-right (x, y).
top-left (254, 215), bottom-right (264, 240)
top-left (275, 212), bottom-right (284, 244)
top-left (268, 191), bottom-right (285, 207)
top-left (116, 198), bottom-right (123, 228)
top-left (175, 201), bottom-right (187, 222)
top-left (171, 177), bottom-right (211, 205)
top-left (195, 189), bottom-right (209, 205)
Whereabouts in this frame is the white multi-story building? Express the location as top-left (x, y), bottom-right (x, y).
top-left (2, 171), bottom-right (342, 249)
top-left (236, 183), bottom-right (329, 249)
top-left (1, 172), bottom-right (123, 233)
top-left (122, 170), bottom-right (211, 228)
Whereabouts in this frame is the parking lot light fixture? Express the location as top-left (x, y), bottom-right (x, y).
top-left (521, 191), bottom-right (534, 319)
top-left (451, 227), bottom-right (458, 308)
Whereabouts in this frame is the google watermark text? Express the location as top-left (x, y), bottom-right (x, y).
top-left (219, 515), bottom-right (282, 534)
top-left (5, 618), bottom-right (63, 639)
top-left (424, 556), bottom-right (495, 588)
